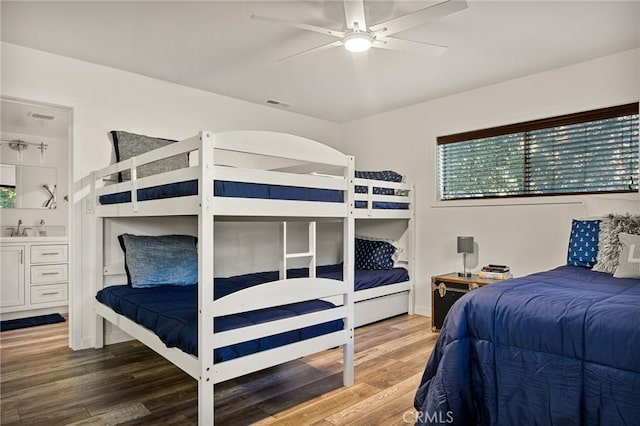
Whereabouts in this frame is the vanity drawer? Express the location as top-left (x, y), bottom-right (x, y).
top-left (31, 245), bottom-right (68, 263)
top-left (31, 264), bottom-right (68, 284)
top-left (31, 283), bottom-right (68, 304)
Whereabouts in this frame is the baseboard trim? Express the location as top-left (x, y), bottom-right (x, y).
top-left (414, 306), bottom-right (430, 317)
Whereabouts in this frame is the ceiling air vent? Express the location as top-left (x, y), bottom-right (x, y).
top-left (28, 111), bottom-right (56, 120)
top-left (265, 99), bottom-right (293, 108)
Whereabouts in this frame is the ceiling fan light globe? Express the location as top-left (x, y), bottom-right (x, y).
top-left (343, 33), bottom-right (373, 53)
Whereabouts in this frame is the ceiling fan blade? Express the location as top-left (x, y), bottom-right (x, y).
top-left (343, 0), bottom-right (367, 30)
top-left (374, 36), bottom-right (448, 56)
top-left (370, 0), bottom-right (467, 36)
top-left (277, 40), bottom-right (343, 62)
top-left (251, 14), bottom-right (344, 38)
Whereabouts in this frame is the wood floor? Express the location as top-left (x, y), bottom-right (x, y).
top-left (1, 314), bottom-right (436, 425)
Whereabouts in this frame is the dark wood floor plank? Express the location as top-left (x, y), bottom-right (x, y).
top-left (66, 402), bottom-right (152, 425)
top-left (14, 403), bottom-right (91, 426)
top-left (0, 314), bottom-right (436, 425)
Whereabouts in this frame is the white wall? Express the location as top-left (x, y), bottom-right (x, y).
top-left (341, 48), bottom-right (640, 317)
top-left (1, 42), bottom-right (342, 349)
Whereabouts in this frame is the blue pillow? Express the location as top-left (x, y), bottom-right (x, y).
top-left (567, 219), bottom-right (600, 268)
top-left (118, 234), bottom-right (198, 288)
top-left (355, 238), bottom-right (396, 270)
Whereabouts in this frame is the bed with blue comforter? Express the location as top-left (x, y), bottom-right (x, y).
top-left (97, 264), bottom-right (408, 362)
top-left (414, 265), bottom-right (640, 426)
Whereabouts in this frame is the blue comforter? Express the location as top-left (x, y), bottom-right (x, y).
top-left (414, 266), bottom-right (640, 426)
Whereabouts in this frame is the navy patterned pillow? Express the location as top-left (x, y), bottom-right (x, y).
top-left (355, 170), bottom-right (403, 196)
top-left (567, 219), bottom-right (601, 268)
top-left (355, 238), bottom-right (396, 270)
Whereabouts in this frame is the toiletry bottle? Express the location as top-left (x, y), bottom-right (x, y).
top-left (39, 219), bottom-right (46, 237)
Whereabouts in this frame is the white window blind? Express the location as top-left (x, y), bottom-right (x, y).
top-left (438, 103), bottom-right (639, 200)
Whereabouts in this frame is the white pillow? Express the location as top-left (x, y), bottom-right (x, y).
top-left (612, 232), bottom-right (640, 279)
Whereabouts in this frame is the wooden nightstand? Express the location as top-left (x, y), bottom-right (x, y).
top-left (431, 273), bottom-right (505, 332)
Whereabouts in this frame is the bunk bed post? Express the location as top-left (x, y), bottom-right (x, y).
top-left (130, 157), bottom-right (138, 213)
top-left (366, 179), bottom-right (373, 217)
top-left (198, 131), bottom-right (215, 424)
top-left (407, 184), bottom-right (416, 315)
top-left (91, 170), bottom-right (104, 349)
top-left (94, 214), bottom-right (104, 349)
top-left (280, 222), bottom-right (287, 280)
top-left (343, 155), bottom-right (355, 387)
top-left (308, 221), bottom-right (316, 278)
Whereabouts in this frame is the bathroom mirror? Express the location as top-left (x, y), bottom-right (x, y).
top-left (0, 164), bottom-right (57, 209)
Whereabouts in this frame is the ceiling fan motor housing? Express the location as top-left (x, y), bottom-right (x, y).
top-left (343, 31), bottom-right (375, 53)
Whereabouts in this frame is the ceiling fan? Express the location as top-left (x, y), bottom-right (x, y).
top-left (251, 0), bottom-right (468, 62)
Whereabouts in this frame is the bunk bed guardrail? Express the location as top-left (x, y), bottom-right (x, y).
top-left (91, 131), bottom-right (353, 217)
top-left (353, 178), bottom-right (413, 218)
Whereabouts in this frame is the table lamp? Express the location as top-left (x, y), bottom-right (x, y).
top-left (457, 236), bottom-right (474, 277)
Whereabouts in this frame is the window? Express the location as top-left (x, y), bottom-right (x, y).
top-left (438, 103), bottom-right (639, 200)
top-left (0, 185), bottom-right (16, 208)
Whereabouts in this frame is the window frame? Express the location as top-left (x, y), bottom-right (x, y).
top-left (436, 103), bottom-right (639, 201)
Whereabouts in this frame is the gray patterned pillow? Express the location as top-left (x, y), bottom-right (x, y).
top-left (111, 131), bottom-right (187, 182)
top-left (592, 214), bottom-right (640, 274)
top-left (613, 233), bottom-right (640, 279)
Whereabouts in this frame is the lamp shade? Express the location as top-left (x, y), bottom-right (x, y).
top-left (457, 236), bottom-right (474, 254)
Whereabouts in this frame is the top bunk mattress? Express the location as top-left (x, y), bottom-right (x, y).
top-left (98, 179), bottom-right (409, 210)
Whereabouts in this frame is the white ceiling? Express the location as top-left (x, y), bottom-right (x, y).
top-left (2, 1), bottom-right (639, 123)
top-left (1, 99), bottom-right (71, 139)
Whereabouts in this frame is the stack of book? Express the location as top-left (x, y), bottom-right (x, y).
top-left (478, 264), bottom-right (512, 280)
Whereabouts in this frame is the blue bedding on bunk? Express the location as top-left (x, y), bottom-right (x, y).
top-left (299, 263), bottom-right (409, 291)
top-left (414, 265), bottom-right (640, 426)
top-left (96, 264), bottom-right (409, 362)
top-left (97, 179), bottom-right (409, 210)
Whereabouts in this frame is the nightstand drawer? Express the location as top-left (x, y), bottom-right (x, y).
top-left (31, 264), bottom-right (68, 284)
top-left (31, 245), bottom-right (68, 264)
top-left (31, 283), bottom-right (68, 304)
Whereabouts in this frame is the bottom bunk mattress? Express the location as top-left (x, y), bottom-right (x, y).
top-left (96, 264), bottom-right (408, 363)
top-left (414, 265), bottom-right (640, 426)
top-left (97, 284), bottom-right (342, 363)
top-left (310, 263), bottom-right (409, 291)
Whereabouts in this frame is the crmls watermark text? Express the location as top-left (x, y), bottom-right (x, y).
top-left (403, 410), bottom-right (454, 424)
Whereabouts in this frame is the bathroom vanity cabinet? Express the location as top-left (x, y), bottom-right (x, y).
top-left (0, 237), bottom-right (68, 319)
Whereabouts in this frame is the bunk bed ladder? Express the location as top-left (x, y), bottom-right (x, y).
top-left (280, 221), bottom-right (317, 279)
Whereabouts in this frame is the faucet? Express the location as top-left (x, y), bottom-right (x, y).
top-left (10, 220), bottom-right (23, 237)
top-left (8, 220), bottom-right (31, 237)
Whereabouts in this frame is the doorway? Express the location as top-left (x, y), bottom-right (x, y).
top-left (0, 96), bottom-right (73, 347)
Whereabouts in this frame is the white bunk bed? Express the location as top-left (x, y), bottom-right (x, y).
top-left (351, 173), bottom-right (415, 327)
top-left (91, 131), bottom-right (355, 425)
